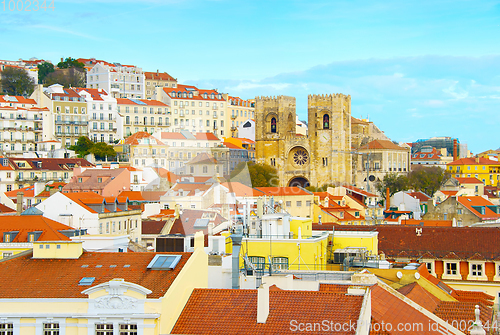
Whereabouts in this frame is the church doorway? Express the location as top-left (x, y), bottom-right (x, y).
top-left (288, 177), bottom-right (310, 188)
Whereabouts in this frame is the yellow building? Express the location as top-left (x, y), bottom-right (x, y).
top-left (117, 98), bottom-right (170, 136)
top-left (144, 70), bottom-right (177, 99)
top-left (0, 234), bottom-right (208, 335)
top-left (447, 156), bottom-right (500, 186)
top-left (255, 187), bottom-right (315, 218)
top-left (225, 95), bottom-right (255, 138)
top-left (0, 215), bottom-right (80, 259)
top-left (31, 84), bottom-right (88, 147)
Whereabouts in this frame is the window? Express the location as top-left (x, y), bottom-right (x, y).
top-left (446, 262), bottom-right (457, 275)
top-left (43, 323), bottom-right (59, 335)
top-left (248, 256), bottom-right (265, 271)
top-left (271, 117), bottom-right (277, 133)
top-left (2, 252), bottom-right (12, 258)
top-left (273, 257), bottom-right (289, 270)
top-left (296, 201), bottom-right (302, 207)
top-left (95, 324), bottom-right (113, 335)
top-left (0, 323), bottom-right (13, 335)
top-left (323, 114), bottom-right (330, 129)
top-left (286, 201), bottom-right (291, 207)
top-left (119, 324), bottom-right (138, 335)
top-left (306, 200), bottom-right (311, 207)
top-left (471, 263), bottom-right (483, 276)
top-left (203, 166), bottom-right (208, 173)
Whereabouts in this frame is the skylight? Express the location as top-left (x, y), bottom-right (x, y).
top-left (79, 277), bottom-right (96, 286)
top-left (147, 255), bottom-right (181, 270)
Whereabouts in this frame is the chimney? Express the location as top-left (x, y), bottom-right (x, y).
top-left (230, 226), bottom-right (243, 289)
top-left (16, 192), bottom-right (24, 215)
top-left (157, 69), bottom-right (159, 74)
top-left (257, 283), bottom-right (270, 323)
top-left (386, 187), bottom-right (390, 211)
top-left (453, 139), bottom-right (458, 161)
top-left (476, 156), bottom-right (480, 164)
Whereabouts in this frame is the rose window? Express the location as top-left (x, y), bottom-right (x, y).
top-left (293, 149), bottom-right (308, 166)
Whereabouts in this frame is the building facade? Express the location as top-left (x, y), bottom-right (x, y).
top-left (87, 62), bottom-right (145, 99)
top-left (144, 70), bottom-right (177, 99)
top-left (255, 94), bottom-right (352, 188)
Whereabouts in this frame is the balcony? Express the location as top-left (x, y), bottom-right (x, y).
top-left (231, 115), bottom-right (236, 120)
top-left (213, 114), bottom-right (218, 118)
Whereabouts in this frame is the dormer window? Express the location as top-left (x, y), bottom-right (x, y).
top-left (203, 93), bottom-right (207, 99)
top-left (171, 91), bottom-right (176, 98)
top-left (211, 93), bottom-right (215, 99)
top-left (98, 177), bottom-right (102, 183)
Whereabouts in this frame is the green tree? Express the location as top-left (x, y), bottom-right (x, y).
top-left (57, 57), bottom-right (85, 70)
top-left (69, 136), bottom-right (94, 158)
top-left (0, 67), bottom-right (35, 96)
top-left (229, 162), bottom-right (278, 187)
top-left (90, 142), bottom-right (117, 161)
top-left (408, 166), bottom-right (450, 197)
top-left (375, 172), bottom-right (409, 205)
top-left (45, 68), bottom-right (86, 88)
top-left (37, 62), bottom-right (55, 84)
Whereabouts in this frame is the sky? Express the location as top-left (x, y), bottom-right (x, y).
top-left (1, 0), bottom-right (500, 153)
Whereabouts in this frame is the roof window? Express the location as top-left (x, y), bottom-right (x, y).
top-left (79, 277), bottom-right (96, 286)
top-left (147, 254), bottom-right (182, 270)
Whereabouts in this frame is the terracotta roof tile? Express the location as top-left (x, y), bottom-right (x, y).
top-left (0, 251), bottom-right (191, 299)
top-left (448, 157), bottom-right (500, 166)
top-left (359, 140), bottom-right (407, 151)
top-left (0, 216), bottom-right (73, 242)
top-left (172, 288), bottom-right (364, 334)
top-left (312, 225), bottom-right (500, 260)
top-left (142, 220), bottom-right (168, 235)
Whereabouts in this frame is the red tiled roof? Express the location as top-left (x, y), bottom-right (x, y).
top-left (0, 95), bottom-right (37, 104)
top-left (144, 71), bottom-right (175, 81)
top-left (359, 140), bottom-right (407, 151)
top-left (195, 132), bottom-right (219, 141)
top-left (172, 288), bottom-right (364, 334)
top-left (456, 196), bottom-right (500, 220)
top-left (142, 220), bottom-right (168, 235)
top-left (5, 185), bottom-right (35, 198)
top-left (117, 191), bottom-right (145, 202)
top-left (318, 283), bottom-right (349, 293)
top-left (400, 219), bottom-right (453, 227)
top-left (343, 185), bottom-right (378, 198)
top-left (116, 98), bottom-right (168, 106)
top-left (124, 132), bottom-right (165, 145)
top-left (256, 187), bottom-right (311, 197)
top-left (434, 301), bottom-right (492, 332)
top-left (0, 216), bottom-right (73, 242)
top-left (163, 85), bottom-right (225, 102)
top-left (448, 157), bottom-right (500, 166)
top-left (35, 182), bottom-right (66, 198)
top-left (397, 282), bottom-right (441, 313)
top-left (169, 209), bottom-right (226, 236)
top-left (72, 87), bottom-right (108, 100)
top-left (0, 251), bottom-right (191, 298)
top-left (407, 191), bottom-right (431, 202)
top-left (455, 177), bottom-right (483, 184)
top-left (371, 284), bottom-right (449, 335)
top-left (170, 183), bottom-right (212, 196)
top-left (0, 203), bottom-right (15, 213)
top-left (312, 225), bottom-right (500, 260)
top-left (160, 132), bottom-right (186, 140)
top-left (8, 158), bottom-right (93, 171)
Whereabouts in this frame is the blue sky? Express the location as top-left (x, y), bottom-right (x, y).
top-left (1, 0), bottom-right (500, 153)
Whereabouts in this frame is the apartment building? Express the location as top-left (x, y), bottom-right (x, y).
top-left (447, 156), bottom-right (500, 186)
top-left (31, 84), bottom-right (89, 147)
top-left (155, 84), bottom-right (227, 138)
top-left (0, 96), bottom-right (45, 155)
top-left (87, 61), bottom-right (145, 99)
top-left (144, 70), bottom-right (177, 99)
top-left (73, 87), bottom-right (120, 144)
top-left (117, 98), bottom-right (170, 136)
top-left (226, 95), bottom-right (255, 138)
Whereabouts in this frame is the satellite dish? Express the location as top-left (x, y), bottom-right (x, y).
top-left (369, 175), bottom-right (376, 182)
top-left (415, 273), bottom-right (421, 280)
top-left (396, 271), bottom-right (403, 279)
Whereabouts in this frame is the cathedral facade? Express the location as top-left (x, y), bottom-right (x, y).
top-left (255, 94), bottom-right (352, 188)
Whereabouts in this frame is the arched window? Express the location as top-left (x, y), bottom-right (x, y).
top-left (323, 114), bottom-right (329, 129)
top-left (271, 117), bottom-right (277, 133)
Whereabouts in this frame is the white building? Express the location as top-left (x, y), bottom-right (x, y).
top-left (154, 84), bottom-right (227, 138)
top-left (237, 119), bottom-right (255, 141)
top-left (73, 87), bottom-right (121, 143)
top-left (87, 62), bottom-right (145, 99)
top-left (36, 191), bottom-right (143, 244)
